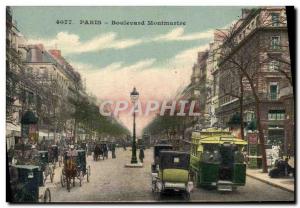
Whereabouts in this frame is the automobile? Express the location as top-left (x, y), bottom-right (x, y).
top-left (189, 128), bottom-right (247, 191)
top-left (151, 150), bottom-right (193, 200)
top-left (151, 144), bottom-right (173, 173)
top-left (9, 164), bottom-right (51, 202)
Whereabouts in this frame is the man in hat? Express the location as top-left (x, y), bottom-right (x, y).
top-left (67, 145), bottom-right (78, 157)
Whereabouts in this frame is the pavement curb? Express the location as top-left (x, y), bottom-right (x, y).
top-left (246, 173), bottom-right (294, 193)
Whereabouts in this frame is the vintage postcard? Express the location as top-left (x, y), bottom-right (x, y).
top-left (6, 6), bottom-right (295, 203)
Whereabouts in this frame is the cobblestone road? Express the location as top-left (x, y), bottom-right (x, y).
top-left (46, 148), bottom-right (294, 202)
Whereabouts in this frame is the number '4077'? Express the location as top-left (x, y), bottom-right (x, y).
top-left (56, 20), bottom-right (72, 24)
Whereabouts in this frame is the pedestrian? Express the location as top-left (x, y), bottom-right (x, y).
top-left (111, 143), bottom-right (116, 159)
top-left (139, 147), bottom-right (145, 163)
top-left (7, 145), bottom-right (14, 165)
top-left (103, 144), bottom-right (108, 159)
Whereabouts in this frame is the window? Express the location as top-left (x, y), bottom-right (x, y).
top-left (268, 110), bottom-right (285, 120)
top-left (269, 83), bottom-right (278, 100)
top-left (269, 60), bottom-right (280, 71)
top-left (271, 36), bottom-right (280, 49)
top-left (173, 157), bottom-right (180, 163)
top-left (271, 13), bottom-right (280, 27)
top-left (245, 111), bottom-right (255, 122)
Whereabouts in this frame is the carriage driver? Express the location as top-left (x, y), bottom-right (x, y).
top-left (67, 145), bottom-right (78, 157)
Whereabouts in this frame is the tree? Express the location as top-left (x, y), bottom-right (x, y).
top-left (214, 8), bottom-right (290, 172)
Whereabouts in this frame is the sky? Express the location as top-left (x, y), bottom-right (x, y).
top-left (11, 6), bottom-right (246, 136)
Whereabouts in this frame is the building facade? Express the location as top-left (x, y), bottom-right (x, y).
top-left (215, 7), bottom-right (293, 156)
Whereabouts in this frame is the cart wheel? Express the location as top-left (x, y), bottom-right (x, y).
top-left (61, 171), bottom-right (65, 187)
top-left (43, 188), bottom-right (51, 202)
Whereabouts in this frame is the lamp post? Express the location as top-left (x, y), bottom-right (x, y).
top-left (130, 87), bottom-right (139, 164)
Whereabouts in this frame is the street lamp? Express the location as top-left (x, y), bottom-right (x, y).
top-left (130, 87), bottom-right (139, 164)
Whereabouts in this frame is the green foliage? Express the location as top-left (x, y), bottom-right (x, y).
top-left (69, 93), bottom-right (129, 137)
top-left (227, 113), bottom-right (241, 126)
top-left (143, 115), bottom-right (187, 136)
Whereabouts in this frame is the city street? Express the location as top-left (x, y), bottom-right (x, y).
top-left (46, 148), bottom-right (294, 202)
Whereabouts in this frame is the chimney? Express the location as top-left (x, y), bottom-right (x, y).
top-left (49, 49), bottom-right (61, 58)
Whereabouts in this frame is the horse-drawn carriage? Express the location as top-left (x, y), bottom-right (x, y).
top-left (93, 141), bottom-right (108, 161)
top-left (12, 144), bottom-right (55, 185)
top-left (60, 149), bottom-right (90, 192)
top-left (38, 150), bottom-right (55, 184)
top-left (9, 164), bottom-right (51, 202)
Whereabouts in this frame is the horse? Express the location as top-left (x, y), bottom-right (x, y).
top-left (64, 157), bottom-right (77, 192)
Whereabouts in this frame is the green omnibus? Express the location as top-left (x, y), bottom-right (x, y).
top-left (189, 128), bottom-right (247, 191)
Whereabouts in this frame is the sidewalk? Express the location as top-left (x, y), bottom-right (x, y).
top-left (246, 169), bottom-right (295, 192)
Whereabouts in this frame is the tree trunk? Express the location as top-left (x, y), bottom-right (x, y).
top-left (245, 74), bottom-right (268, 173)
top-left (73, 119), bottom-right (77, 144)
top-left (255, 100), bottom-right (268, 173)
top-left (239, 76), bottom-right (245, 140)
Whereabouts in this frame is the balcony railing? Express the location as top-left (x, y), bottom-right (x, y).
top-left (268, 93), bottom-right (278, 101)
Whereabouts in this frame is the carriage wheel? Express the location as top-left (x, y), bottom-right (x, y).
top-left (61, 170), bottom-right (65, 187)
top-left (43, 188), bottom-right (51, 202)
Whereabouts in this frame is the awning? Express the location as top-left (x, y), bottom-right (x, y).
top-left (6, 123), bottom-right (21, 132)
top-left (6, 123), bottom-right (21, 137)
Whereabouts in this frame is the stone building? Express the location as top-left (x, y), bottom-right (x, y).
top-left (215, 7), bottom-right (293, 156)
top-left (6, 7), bottom-right (31, 148)
top-left (24, 45), bottom-right (84, 141)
